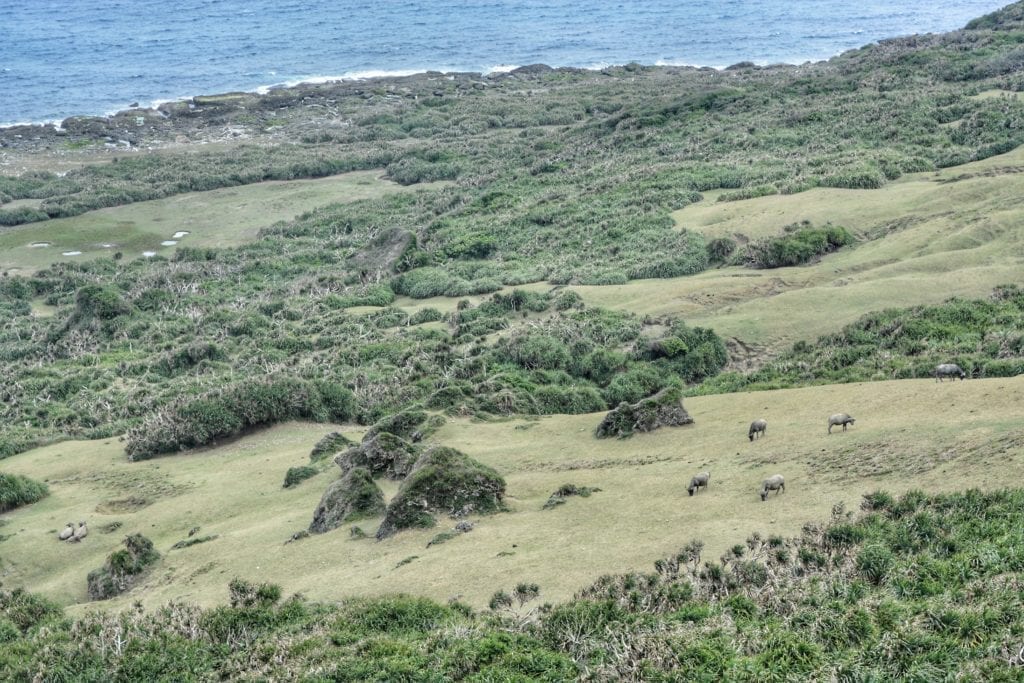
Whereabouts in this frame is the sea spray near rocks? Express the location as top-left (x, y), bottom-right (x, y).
top-left (0, 0), bottom-right (1006, 126)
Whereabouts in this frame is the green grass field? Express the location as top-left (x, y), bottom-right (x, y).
top-left (2, 375), bottom-right (1020, 613)
top-left (0, 170), bottom-right (442, 273)
top-left (2, 94), bottom-right (1024, 620)
top-left (563, 146), bottom-right (1024, 355)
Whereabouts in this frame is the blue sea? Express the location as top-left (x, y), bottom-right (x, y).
top-left (0, 0), bottom-right (1010, 126)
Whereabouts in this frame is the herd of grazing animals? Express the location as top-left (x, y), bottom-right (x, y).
top-left (687, 363), bottom-right (967, 502)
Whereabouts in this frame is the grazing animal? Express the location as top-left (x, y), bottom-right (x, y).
top-left (71, 521), bottom-right (88, 542)
top-left (760, 474), bottom-right (785, 501)
top-left (748, 419), bottom-right (768, 441)
top-left (828, 413), bottom-right (856, 434)
top-left (58, 523), bottom-right (75, 541)
top-left (687, 472), bottom-right (710, 496)
top-left (934, 363), bottom-right (966, 382)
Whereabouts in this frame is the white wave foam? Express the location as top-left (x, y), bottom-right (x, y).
top-left (62, 251), bottom-right (82, 256)
top-left (483, 64), bottom-right (520, 75)
top-left (253, 69), bottom-right (441, 94)
top-left (0, 118), bottom-right (63, 130)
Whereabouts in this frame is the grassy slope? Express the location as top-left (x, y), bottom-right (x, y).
top-left (567, 145), bottom-right (1024, 354)
top-left (0, 171), bottom-right (443, 273)
top-left (1, 375), bottom-right (1021, 613)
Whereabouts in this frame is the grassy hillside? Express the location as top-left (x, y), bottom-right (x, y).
top-left (1, 375), bottom-right (1021, 613)
top-left (3, 7), bottom-right (1024, 680)
top-left (0, 171), bottom-right (443, 273)
top-left (566, 145), bottom-right (1024, 357)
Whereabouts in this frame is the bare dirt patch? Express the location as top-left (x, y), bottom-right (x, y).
top-left (95, 497), bottom-right (151, 514)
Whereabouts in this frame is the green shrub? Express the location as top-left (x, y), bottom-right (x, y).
top-left (705, 236), bottom-right (737, 263)
top-left (856, 545), bottom-right (895, 585)
top-left (348, 595), bottom-right (454, 634)
top-left (376, 447), bottom-right (505, 539)
top-left (409, 307), bottom-right (444, 325)
top-left (0, 473), bottom-right (49, 512)
top-left (309, 468), bottom-right (386, 533)
top-left (744, 224), bottom-right (855, 268)
top-left (283, 465), bottom-right (319, 488)
top-left (310, 431), bottom-right (355, 461)
top-left (228, 578), bottom-right (282, 608)
top-left (0, 588), bottom-right (61, 632)
top-left (74, 284), bottom-right (133, 319)
top-left (87, 534), bottom-right (160, 600)
top-left (124, 376), bottom-right (355, 460)
top-left (0, 206), bottom-right (49, 226)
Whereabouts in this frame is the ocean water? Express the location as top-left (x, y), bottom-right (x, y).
top-left (0, 0), bottom-right (1009, 126)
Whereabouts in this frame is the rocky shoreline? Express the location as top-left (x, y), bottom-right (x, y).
top-left (0, 61), bottom-right (739, 174)
top-left (0, 65), bottom-right (598, 162)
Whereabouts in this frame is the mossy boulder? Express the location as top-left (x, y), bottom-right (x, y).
top-left (376, 447), bottom-right (506, 540)
top-left (309, 467), bottom-right (386, 534)
top-left (335, 432), bottom-right (419, 480)
top-left (595, 386), bottom-right (693, 439)
top-left (310, 431), bottom-right (355, 462)
top-left (86, 534), bottom-right (160, 600)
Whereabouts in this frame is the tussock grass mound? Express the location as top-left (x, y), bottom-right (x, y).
top-left (335, 432), bottom-right (419, 480)
top-left (309, 432), bottom-right (355, 462)
top-left (595, 386), bottom-right (693, 438)
top-left (0, 473), bottom-right (48, 513)
top-left (376, 447), bottom-right (506, 540)
top-left (309, 468), bottom-right (385, 534)
top-left (86, 534), bottom-right (159, 601)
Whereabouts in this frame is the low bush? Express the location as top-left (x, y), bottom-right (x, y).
top-left (124, 376), bottom-right (355, 460)
top-left (310, 431), bottom-right (356, 462)
top-left (309, 468), bottom-right (385, 533)
top-left (87, 534), bottom-right (160, 600)
top-left (0, 473), bottom-right (49, 512)
top-left (595, 386), bottom-right (693, 438)
top-left (283, 465), bottom-right (320, 488)
top-left (376, 447), bottom-right (505, 539)
top-left (743, 224), bottom-right (855, 268)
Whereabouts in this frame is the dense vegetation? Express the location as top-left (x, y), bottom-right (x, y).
top-left (3, 5), bottom-right (1024, 458)
top-left (0, 474), bottom-right (48, 513)
top-left (694, 284), bottom-right (1024, 395)
top-left (739, 223), bottom-right (856, 269)
top-left (86, 534), bottom-right (160, 601)
top-left (0, 269), bottom-right (724, 459)
top-left (3, 488), bottom-right (1024, 679)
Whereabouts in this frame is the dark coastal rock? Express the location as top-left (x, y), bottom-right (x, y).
top-left (509, 64), bottom-right (554, 76)
top-left (61, 116), bottom-right (110, 136)
top-left (157, 100), bottom-right (193, 117)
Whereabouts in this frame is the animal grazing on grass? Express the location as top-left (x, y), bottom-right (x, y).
top-left (748, 419), bottom-right (767, 441)
top-left (70, 521), bottom-right (88, 542)
top-left (58, 523), bottom-right (75, 541)
top-left (828, 413), bottom-right (856, 434)
top-left (687, 472), bottom-right (710, 496)
top-left (934, 363), bottom-right (966, 382)
top-left (760, 474), bottom-right (785, 501)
